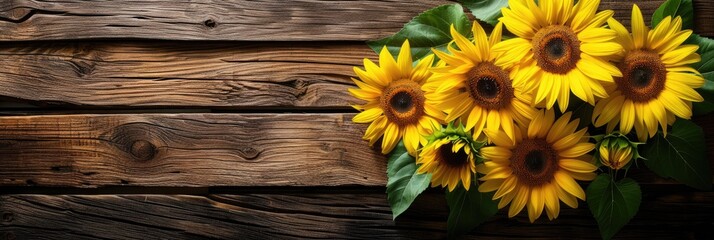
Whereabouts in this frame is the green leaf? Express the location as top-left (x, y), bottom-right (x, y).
top-left (587, 175), bottom-right (642, 240)
top-left (459, 0), bottom-right (509, 26)
top-left (641, 119), bottom-right (712, 190)
top-left (367, 4), bottom-right (472, 61)
top-left (688, 34), bottom-right (714, 115)
top-left (652, 0), bottom-right (694, 30)
top-left (445, 181), bottom-right (498, 239)
top-left (386, 141), bottom-right (431, 219)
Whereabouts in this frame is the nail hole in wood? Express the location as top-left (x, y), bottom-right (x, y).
top-left (25, 179), bottom-right (36, 186)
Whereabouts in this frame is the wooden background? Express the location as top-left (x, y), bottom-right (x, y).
top-left (0, 0), bottom-right (712, 239)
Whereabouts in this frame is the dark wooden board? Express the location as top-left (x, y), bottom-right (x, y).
top-left (0, 113), bottom-right (712, 188)
top-left (0, 42), bottom-right (370, 108)
top-left (0, 192), bottom-right (711, 239)
top-left (0, 113), bottom-right (385, 187)
top-left (0, 0), bottom-right (711, 41)
top-left (0, 0), bottom-right (450, 41)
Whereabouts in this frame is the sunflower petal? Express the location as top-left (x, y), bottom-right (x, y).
top-left (381, 123), bottom-right (401, 154)
top-left (353, 108), bottom-right (383, 123)
top-left (555, 171), bottom-right (586, 200)
top-left (559, 142), bottom-right (595, 158)
top-left (528, 186), bottom-right (545, 222)
top-left (508, 186), bottom-right (530, 217)
top-left (559, 159), bottom-right (598, 173)
top-left (631, 4), bottom-right (648, 49)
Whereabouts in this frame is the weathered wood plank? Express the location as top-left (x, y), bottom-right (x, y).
top-left (0, 192), bottom-right (711, 239)
top-left (0, 0), bottom-right (450, 41)
top-left (0, 42), bottom-right (370, 108)
top-left (0, 0), bottom-right (711, 41)
top-left (0, 113), bottom-right (386, 187)
top-left (0, 113), bottom-right (712, 188)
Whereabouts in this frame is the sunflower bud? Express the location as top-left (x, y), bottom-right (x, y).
top-left (416, 122), bottom-right (485, 192)
top-left (595, 133), bottom-right (641, 170)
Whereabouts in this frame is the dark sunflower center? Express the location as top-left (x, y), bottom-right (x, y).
top-left (438, 142), bottom-right (469, 167)
top-left (546, 38), bottom-right (566, 59)
top-left (616, 50), bottom-right (667, 102)
top-left (533, 25), bottom-right (581, 74)
top-left (389, 91), bottom-right (413, 113)
top-left (525, 150), bottom-right (546, 172)
top-left (510, 138), bottom-right (558, 186)
top-left (466, 63), bottom-right (514, 110)
top-left (380, 80), bottom-right (425, 126)
top-left (631, 67), bottom-right (653, 87)
top-left (476, 77), bottom-right (499, 98)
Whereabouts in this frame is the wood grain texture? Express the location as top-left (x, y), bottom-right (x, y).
top-left (0, 113), bottom-right (386, 187)
top-left (0, 42), bottom-right (371, 108)
top-left (0, 0), bottom-right (711, 41)
top-left (0, 113), bottom-right (712, 188)
top-left (0, 192), bottom-right (711, 239)
top-left (0, 0), bottom-right (450, 41)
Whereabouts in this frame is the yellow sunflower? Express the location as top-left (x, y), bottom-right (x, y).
top-left (425, 21), bottom-right (537, 142)
top-left (494, 0), bottom-right (623, 111)
top-left (592, 5), bottom-right (704, 141)
top-left (478, 109), bottom-right (598, 222)
top-left (416, 124), bottom-right (479, 192)
top-left (349, 40), bottom-right (445, 155)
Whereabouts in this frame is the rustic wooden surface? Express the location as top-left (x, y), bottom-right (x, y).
top-left (0, 113), bottom-right (712, 188)
top-left (0, 42), bottom-right (369, 108)
top-left (0, 192), bottom-right (711, 239)
top-left (0, 0), bottom-right (712, 41)
top-left (0, 0), bottom-right (712, 239)
top-left (0, 114), bottom-right (385, 187)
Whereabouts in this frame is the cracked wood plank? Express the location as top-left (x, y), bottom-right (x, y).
top-left (0, 42), bottom-right (370, 108)
top-left (0, 192), bottom-right (711, 239)
top-left (0, 113), bottom-right (712, 188)
top-left (0, 113), bottom-right (386, 187)
top-left (0, 0), bottom-right (711, 41)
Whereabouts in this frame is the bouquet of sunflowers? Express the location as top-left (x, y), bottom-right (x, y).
top-left (348, 0), bottom-right (712, 239)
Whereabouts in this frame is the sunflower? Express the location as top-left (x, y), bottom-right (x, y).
top-left (493, 0), bottom-right (623, 111)
top-left (478, 109), bottom-right (597, 222)
top-left (592, 5), bottom-right (704, 141)
top-left (425, 21), bottom-right (536, 142)
top-left (349, 40), bottom-right (445, 155)
top-left (417, 124), bottom-right (481, 192)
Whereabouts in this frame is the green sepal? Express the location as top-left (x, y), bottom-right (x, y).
top-left (593, 132), bottom-right (644, 169)
top-left (427, 121), bottom-right (487, 164)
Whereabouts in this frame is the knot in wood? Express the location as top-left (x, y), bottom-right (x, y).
top-left (204, 19), bottom-right (217, 28)
top-left (130, 140), bottom-right (156, 161)
top-left (2, 231), bottom-right (15, 240)
top-left (241, 147), bottom-right (259, 160)
top-left (1, 212), bottom-right (13, 222)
